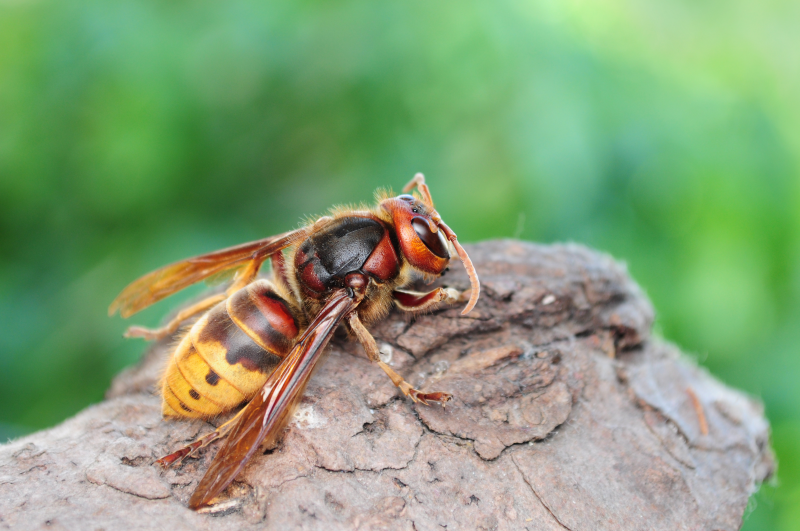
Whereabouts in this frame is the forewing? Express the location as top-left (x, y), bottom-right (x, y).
top-left (109, 229), bottom-right (306, 318)
top-left (188, 289), bottom-right (358, 510)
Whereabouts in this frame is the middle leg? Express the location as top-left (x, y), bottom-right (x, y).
top-left (347, 312), bottom-right (451, 405)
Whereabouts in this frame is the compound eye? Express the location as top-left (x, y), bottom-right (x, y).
top-left (412, 217), bottom-right (449, 259)
top-left (398, 194), bottom-right (417, 202)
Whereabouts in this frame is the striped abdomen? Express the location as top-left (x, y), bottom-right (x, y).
top-left (162, 280), bottom-right (301, 419)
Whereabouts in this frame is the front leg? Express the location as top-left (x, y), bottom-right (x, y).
top-left (392, 287), bottom-right (460, 312)
top-left (347, 312), bottom-right (451, 406)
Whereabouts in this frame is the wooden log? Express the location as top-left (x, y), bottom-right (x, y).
top-left (0, 241), bottom-right (774, 530)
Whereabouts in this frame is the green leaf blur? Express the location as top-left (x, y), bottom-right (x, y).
top-left (0, 1), bottom-right (796, 528)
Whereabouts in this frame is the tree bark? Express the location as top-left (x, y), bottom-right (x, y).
top-left (0, 241), bottom-right (774, 531)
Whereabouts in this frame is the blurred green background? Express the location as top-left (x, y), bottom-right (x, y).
top-left (1, 0), bottom-right (797, 527)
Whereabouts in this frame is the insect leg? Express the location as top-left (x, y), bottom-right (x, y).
top-left (125, 256), bottom-right (268, 341)
top-left (188, 284), bottom-right (360, 509)
top-left (123, 293), bottom-right (227, 340)
top-left (156, 408), bottom-right (247, 468)
top-left (347, 312), bottom-right (451, 405)
top-left (392, 287), bottom-right (460, 313)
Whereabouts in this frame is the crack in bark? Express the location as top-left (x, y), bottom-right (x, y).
top-left (312, 432), bottom-right (422, 476)
top-left (91, 478), bottom-right (170, 501)
top-left (511, 457), bottom-right (572, 531)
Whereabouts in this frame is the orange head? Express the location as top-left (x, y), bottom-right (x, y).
top-left (381, 173), bottom-right (480, 315)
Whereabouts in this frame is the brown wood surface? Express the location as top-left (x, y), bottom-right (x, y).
top-left (0, 241), bottom-right (774, 531)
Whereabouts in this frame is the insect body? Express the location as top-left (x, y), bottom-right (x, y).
top-left (109, 174), bottom-right (480, 509)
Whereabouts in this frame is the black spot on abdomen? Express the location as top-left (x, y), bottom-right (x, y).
top-left (205, 370), bottom-right (220, 386)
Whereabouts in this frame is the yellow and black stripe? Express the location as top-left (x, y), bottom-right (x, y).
top-left (162, 280), bottom-right (301, 419)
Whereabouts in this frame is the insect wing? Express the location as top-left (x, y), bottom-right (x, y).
top-left (188, 289), bottom-right (358, 509)
top-left (109, 229), bottom-right (306, 318)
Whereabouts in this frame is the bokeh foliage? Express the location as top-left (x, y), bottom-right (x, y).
top-left (1, 0), bottom-right (797, 528)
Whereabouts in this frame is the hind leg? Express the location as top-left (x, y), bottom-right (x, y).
top-left (124, 294), bottom-right (226, 340)
top-left (156, 408), bottom-right (246, 468)
top-left (126, 256), bottom-right (270, 341)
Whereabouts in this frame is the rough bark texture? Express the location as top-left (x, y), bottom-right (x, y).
top-left (0, 241), bottom-right (774, 531)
